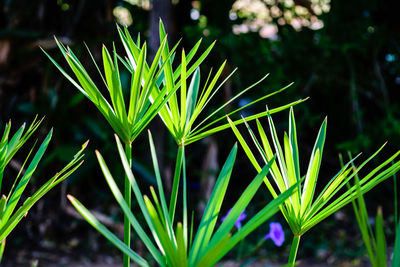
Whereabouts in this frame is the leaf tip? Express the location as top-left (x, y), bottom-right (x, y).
top-left (67, 194), bottom-right (75, 203)
top-left (82, 140), bottom-right (89, 149)
top-left (377, 205), bottom-right (383, 215)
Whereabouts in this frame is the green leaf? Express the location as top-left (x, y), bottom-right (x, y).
top-left (350, 175), bottom-right (377, 267)
top-left (186, 61), bottom-right (226, 133)
top-left (227, 116), bottom-right (278, 199)
top-left (128, 42), bottom-right (147, 124)
top-left (302, 153), bottom-right (400, 233)
top-left (176, 223), bottom-right (188, 267)
top-left (95, 147), bottom-right (164, 264)
top-left (41, 43), bottom-right (89, 98)
top-left (194, 234), bottom-right (231, 267)
top-left (185, 98), bottom-right (308, 145)
top-left (266, 110), bottom-right (290, 190)
top-left (254, 119), bottom-right (286, 191)
top-left (199, 181), bottom-right (298, 266)
top-left (144, 195), bottom-right (179, 266)
top-left (180, 49), bottom-right (188, 131)
top-left (300, 118), bottom-right (327, 216)
top-left (137, 37), bottom-right (168, 115)
top-left (0, 140), bottom-right (87, 242)
top-left (185, 68), bottom-right (200, 129)
top-left (189, 144), bottom-right (237, 265)
top-left (375, 207), bottom-right (387, 267)
top-left (148, 131), bottom-right (175, 241)
top-left (392, 221), bottom-right (400, 266)
top-left (288, 107), bottom-right (301, 205)
top-left (173, 38), bottom-right (202, 81)
top-left (159, 20), bottom-right (180, 124)
top-left (0, 129), bottom-right (53, 229)
top-left (67, 195), bottom-right (150, 267)
top-left (102, 44), bottom-right (127, 124)
top-left (0, 195), bottom-right (7, 218)
top-left (207, 157), bottom-right (275, 249)
top-left (169, 143), bottom-right (184, 223)
top-left (188, 82), bottom-right (294, 140)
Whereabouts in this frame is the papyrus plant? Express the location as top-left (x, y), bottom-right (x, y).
top-left (0, 117), bottom-right (86, 262)
top-left (68, 132), bottom-right (298, 267)
top-left (228, 107), bottom-right (400, 266)
top-left (42, 31), bottom-right (176, 145)
top-left (44, 21), bottom-right (305, 266)
top-left (42, 24), bottom-right (180, 266)
top-left (117, 20), bottom-right (307, 228)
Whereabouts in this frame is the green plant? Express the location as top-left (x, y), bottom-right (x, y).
top-left (44, 21), bottom-right (306, 267)
top-left (42, 23), bottom-right (181, 266)
top-left (117, 20), bottom-right (307, 230)
top-left (141, 22), bottom-right (307, 147)
top-left (0, 117), bottom-right (87, 262)
top-left (346, 157), bottom-right (400, 267)
top-left (228, 107), bottom-right (400, 266)
top-left (68, 132), bottom-right (299, 267)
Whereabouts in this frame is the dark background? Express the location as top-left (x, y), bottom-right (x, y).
top-left (1, 0), bottom-right (399, 265)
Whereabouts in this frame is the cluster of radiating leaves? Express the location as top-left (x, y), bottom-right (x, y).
top-left (44, 20), bottom-right (306, 146)
top-left (0, 117), bottom-right (43, 188)
top-left (42, 21), bottom-right (309, 266)
top-left (68, 132), bottom-right (298, 267)
top-left (0, 117), bottom-right (86, 261)
top-left (118, 20), bottom-right (307, 146)
top-left (42, 24), bottom-right (180, 144)
top-left (229, 106), bottom-right (400, 236)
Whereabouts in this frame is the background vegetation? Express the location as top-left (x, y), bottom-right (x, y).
top-left (0, 0), bottom-right (399, 265)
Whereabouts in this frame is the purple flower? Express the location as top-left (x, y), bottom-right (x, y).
top-left (221, 208), bottom-right (247, 230)
top-left (264, 222), bottom-right (285, 247)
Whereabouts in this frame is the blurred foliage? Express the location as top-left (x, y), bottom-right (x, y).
top-left (0, 0), bottom-right (399, 265)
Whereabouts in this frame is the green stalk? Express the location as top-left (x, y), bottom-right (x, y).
top-left (236, 239), bottom-right (245, 261)
top-left (0, 239), bottom-right (5, 263)
top-left (288, 235), bottom-right (301, 267)
top-left (0, 170), bottom-right (4, 194)
top-left (169, 144), bottom-right (184, 223)
top-left (243, 237), bottom-right (266, 258)
top-left (124, 142), bottom-right (132, 267)
top-left (394, 165), bottom-right (398, 237)
top-left (182, 144), bottom-right (188, 248)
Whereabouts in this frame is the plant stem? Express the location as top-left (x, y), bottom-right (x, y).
top-left (0, 239), bottom-right (5, 263)
top-left (123, 143), bottom-right (132, 267)
top-left (0, 170), bottom-right (4, 193)
top-left (243, 237), bottom-right (266, 259)
top-left (169, 144), bottom-right (184, 223)
top-left (182, 144), bottom-right (188, 247)
top-left (288, 235), bottom-right (301, 266)
top-left (394, 164), bottom-right (398, 237)
top-left (236, 239), bottom-right (245, 261)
